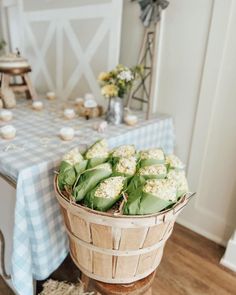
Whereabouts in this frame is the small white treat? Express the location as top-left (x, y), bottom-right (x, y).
top-left (93, 121), bottom-right (107, 133)
top-left (0, 110), bottom-right (13, 121)
top-left (46, 91), bottom-right (56, 100)
top-left (124, 114), bottom-right (138, 126)
top-left (84, 99), bottom-right (98, 108)
top-left (32, 101), bottom-right (43, 111)
top-left (75, 97), bottom-right (84, 106)
top-left (59, 127), bottom-right (75, 141)
top-left (84, 93), bottom-right (95, 101)
top-left (1, 125), bottom-right (16, 139)
top-left (64, 108), bottom-right (75, 120)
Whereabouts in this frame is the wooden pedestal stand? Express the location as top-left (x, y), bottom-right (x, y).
top-left (0, 67), bottom-right (37, 100)
top-left (81, 271), bottom-right (155, 295)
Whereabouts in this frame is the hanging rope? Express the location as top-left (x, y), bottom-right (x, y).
top-left (0, 230), bottom-right (11, 280)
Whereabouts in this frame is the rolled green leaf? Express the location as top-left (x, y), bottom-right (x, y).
top-left (58, 161), bottom-right (76, 191)
top-left (126, 175), bottom-right (146, 193)
top-left (139, 148), bottom-right (165, 167)
top-left (58, 148), bottom-right (87, 190)
top-left (123, 191), bottom-right (173, 215)
top-left (73, 163), bottom-right (112, 201)
top-left (85, 139), bottom-right (109, 168)
top-left (123, 178), bottom-right (177, 215)
top-left (84, 176), bottom-right (127, 211)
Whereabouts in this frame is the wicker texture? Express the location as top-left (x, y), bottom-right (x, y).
top-left (55, 177), bottom-right (190, 284)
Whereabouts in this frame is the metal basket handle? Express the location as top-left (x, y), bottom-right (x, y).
top-left (173, 192), bottom-right (196, 216)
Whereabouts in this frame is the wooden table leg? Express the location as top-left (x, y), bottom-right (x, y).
top-left (22, 74), bottom-right (37, 100)
top-left (1, 73), bottom-right (10, 91)
top-left (80, 273), bottom-right (90, 291)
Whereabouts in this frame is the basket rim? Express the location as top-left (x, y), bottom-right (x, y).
top-left (54, 175), bottom-right (190, 220)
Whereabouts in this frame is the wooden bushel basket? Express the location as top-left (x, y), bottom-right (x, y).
top-left (54, 176), bottom-right (193, 284)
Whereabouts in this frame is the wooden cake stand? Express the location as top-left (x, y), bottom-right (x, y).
top-left (0, 66), bottom-right (37, 100)
top-left (81, 271), bottom-right (155, 295)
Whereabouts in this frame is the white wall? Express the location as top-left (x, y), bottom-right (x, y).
top-left (120, 0), bottom-right (143, 67)
top-left (137, 0), bottom-right (236, 245)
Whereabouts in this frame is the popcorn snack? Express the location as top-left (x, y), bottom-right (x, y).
top-left (84, 176), bottom-right (126, 211)
top-left (112, 145), bottom-right (136, 158)
top-left (85, 139), bottom-right (109, 168)
top-left (73, 163), bottom-right (112, 201)
top-left (58, 148), bottom-right (87, 191)
top-left (167, 170), bottom-right (189, 197)
top-left (143, 179), bottom-right (177, 202)
top-left (113, 156), bottom-right (137, 177)
top-left (57, 140), bottom-right (190, 215)
top-left (139, 148), bottom-right (165, 167)
top-left (138, 164), bottom-right (167, 179)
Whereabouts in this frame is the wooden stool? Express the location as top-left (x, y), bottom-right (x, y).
top-left (81, 271), bottom-right (155, 295)
top-left (0, 67), bottom-right (37, 100)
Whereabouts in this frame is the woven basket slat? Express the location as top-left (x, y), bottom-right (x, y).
top-left (115, 255), bottom-right (140, 279)
top-left (142, 223), bottom-right (166, 248)
top-left (93, 252), bottom-right (113, 278)
top-left (136, 248), bottom-right (161, 275)
top-left (60, 207), bottom-right (71, 231)
top-left (119, 227), bottom-right (149, 250)
top-left (69, 213), bottom-right (92, 243)
top-left (152, 247), bottom-right (164, 269)
top-left (91, 224), bottom-right (113, 249)
top-left (70, 240), bottom-right (93, 272)
top-left (161, 220), bottom-right (175, 241)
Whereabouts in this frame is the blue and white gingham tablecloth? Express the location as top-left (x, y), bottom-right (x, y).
top-left (0, 98), bottom-right (175, 295)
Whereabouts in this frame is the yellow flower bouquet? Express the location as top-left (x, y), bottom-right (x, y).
top-left (98, 64), bottom-right (142, 99)
top-left (98, 64), bottom-right (142, 124)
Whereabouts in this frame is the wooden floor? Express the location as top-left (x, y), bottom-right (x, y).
top-left (152, 224), bottom-right (236, 295)
top-left (1, 224), bottom-right (236, 295)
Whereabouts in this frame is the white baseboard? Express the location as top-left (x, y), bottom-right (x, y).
top-left (220, 258), bottom-right (236, 272)
top-left (220, 233), bottom-right (236, 273)
top-left (176, 217), bottom-right (227, 247)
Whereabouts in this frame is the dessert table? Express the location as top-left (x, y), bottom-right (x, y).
top-left (0, 98), bottom-right (175, 295)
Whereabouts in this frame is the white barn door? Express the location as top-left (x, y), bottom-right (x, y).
top-left (3, 0), bottom-right (123, 102)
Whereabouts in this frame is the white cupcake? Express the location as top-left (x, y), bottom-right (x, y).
top-left (32, 101), bottom-right (43, 111)
top-left (46, 91), bottom-right (56, 100)
top-left (1, 125), bottom-right (16, 139)
top-left (0, 110), bottom-right (13, 121)
top-left (59, 127), bottom-right (74, 141)
top-left (124, 114), bottom-right (138, 126)
top-left (64, 108), bottom-right (75, 120)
